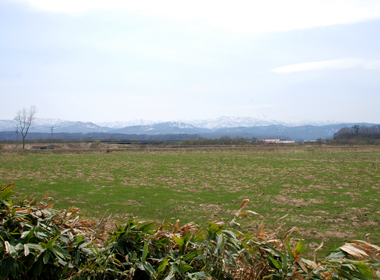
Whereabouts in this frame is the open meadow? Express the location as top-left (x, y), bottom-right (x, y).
top-left (1, 145), bottom-right (379, 255)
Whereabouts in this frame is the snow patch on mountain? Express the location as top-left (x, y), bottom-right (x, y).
top-left (96, 119), bottom-right (159, 128)
top-left (179, 115), bottom-right (340, 129)
top-left (168, 122), bottom-right (196, 129)
top-left (33, 118), bottom-right (66, 126)
top-left (0, 116), bottom-right (343, 133)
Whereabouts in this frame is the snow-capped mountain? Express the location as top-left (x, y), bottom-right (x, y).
top-left (181, 115), bottom-right (281, 129)
top-left (0, 116), bottom-right (376, 140)
top-left (111, 122), bottom-right (209, 135)
top-left (0, 119), bottom-right (112, 133)
top-left (0, 115), bottom-right (341, 133)
top-left (96, 119), bottom-right (159, 129)
top-left (178, 115), bottom-right (340, 129)
top-left (33, 118), bottom-right (66, 126)
top-left (0, 120), bottom-right (17, 130)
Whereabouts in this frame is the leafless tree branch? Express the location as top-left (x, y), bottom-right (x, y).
top-left (16, 106), bottom-right (37, 149)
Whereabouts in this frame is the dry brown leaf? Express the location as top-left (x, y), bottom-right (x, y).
top-left (46, 203), bottom-right (54, 209)
top-left (340, 244), bottom-right (368, 260)
top-left (243, 210), bottom-right (264, 218)
top-left (283, 227), bottom-right (300, 240)
top-left (298, 260), bottom-right (309, 274)
top-left (293, 273), bottom-right (304, 280)
top-left (238, 199), bottom-right (250, 211)
top-left (256, 220), bottom-right (265, 238)
top-left (365, 233), bottom-right (371, 243)
top-left (341, 241), bottom-right (380, 260)
top-left (274, 213), bottom-right (289, 226)
top-left (314, 241), bottom-right (324, 263)
top-left (172, 219), bottom-right (180, 233)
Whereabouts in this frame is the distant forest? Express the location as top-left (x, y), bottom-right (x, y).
top-left (334, 125), bottom-right (380, 139)
top-left (332, 125), bottom-right (380, 145)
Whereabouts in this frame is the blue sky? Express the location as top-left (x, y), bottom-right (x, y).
top-left (1, 0), bottom-right (380, 123)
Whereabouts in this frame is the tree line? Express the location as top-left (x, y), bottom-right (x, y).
top-left (329, 125), bottom-right (380, 145)
top-left (333, 125), bottom-right (380, 140)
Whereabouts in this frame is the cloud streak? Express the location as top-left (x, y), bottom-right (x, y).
top-left (272, 58), bottom-right (380, 73)
top-left (14, 0), bottom-right (380, 33)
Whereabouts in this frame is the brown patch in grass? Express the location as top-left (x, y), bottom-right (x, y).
top-left (272, 195), bottom-right (325, 207)
top-left (123, 200), bottom-right (138, 205)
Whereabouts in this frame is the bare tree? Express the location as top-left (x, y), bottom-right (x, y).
top-left (16, 106), bottom-right (37, 149)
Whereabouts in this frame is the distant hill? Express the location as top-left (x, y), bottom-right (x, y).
top-left (0, 132), bottom-right (201, 141)
top-left (201, 123), bottom-right (376, 140)
top-left (110, 122), bottom-right (210, 135)
top-left (0, 119), bottom-right (112, 133)
top-left (1, 116), bottom-right (378, 140)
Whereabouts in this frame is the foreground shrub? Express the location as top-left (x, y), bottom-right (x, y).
top-left (1, 182), bottom-right (379, 279)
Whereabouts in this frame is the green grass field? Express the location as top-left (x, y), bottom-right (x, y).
top-left (1, 145), bottom-right (379, 255)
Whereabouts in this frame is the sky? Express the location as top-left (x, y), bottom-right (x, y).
top-left (1, 0), bottom-right (380, 123)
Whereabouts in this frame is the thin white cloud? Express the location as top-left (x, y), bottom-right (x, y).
top-left (14, 0), bottom-right (380, 33)
top-left (364, 60), bottom-right (380, 69)
top-left (271, 58), bottom-right (380, 73)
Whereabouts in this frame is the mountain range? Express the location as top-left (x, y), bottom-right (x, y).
top-left (0, 116), bottom-right (377, 140)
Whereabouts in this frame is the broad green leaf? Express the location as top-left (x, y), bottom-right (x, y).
top-left (143, 261), bottom-right (156, 278)
top-left (183, 231), bottom-right (191, 247)
top-left (222, 230), bottom-right (237, 240)
top-left (241, 250), bottom-right (254, 266)
top-left (27, 227), bottom-right (36, 240)
top-left (191, 230), bottom-right (205, 242)
top-left (355, 263), bottom-right (373, 278)
top-left (188, 271), bottom-right (209, 279)
top-left (295, 240), bottom-right (307, 255)
top-left (164, 272), bottom-right (176, 280)
top-left (21, 230), bottom-right (31, 239)
top-left (5, 241), bottom-right (17, 258)
top-left (25, 243), bottom-right (44, 252)
top-left (0, 199), bottom-right (9, 207)
top-left (131, 251), bottom-right (138, 262)
top-left (62, 263), bottom-right (69, 277)
top-left (0, 185), bottom-right (15, 200)
top-left (182, 263), bottom-right (192, 272)
top-left (140, 222), bottom-right (155, 233)
top-left (0, 257), bottom-right (13, 279)
top-left (46, 234), bottom-right (60, 249)
top-left (286, 238), bottom-right (293, 260)
top-left (173, 236), bottom-right (184, 247)
top-left (157, 258), bottom-right (169, 273)
top-left (51, 247), bottom-right (65, 260)
top-left (76, 235), bottom-right (83, 244)
top-left (269, 258), bottom-right (281, 269)
top-left (214, 234), bottom-right (224, 255)
top-left (43, 249), bottom-right (51, 264)
top-left (339, 270), bottom-right (357, 280)
top-left (142, 241), bottom-right (149, 262)
top-left (24, 244), bottom-right (30, 256)
top-left (15, 243), bottom-right (23, 251)
top-left (283, 248), bottom-right (288, 273)
top-left (75, 250), bottom-right (80, 264)
top-left (184, 249), bottom-right (204, 261)
top-left (55, 245), bottom-right (71, 259)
